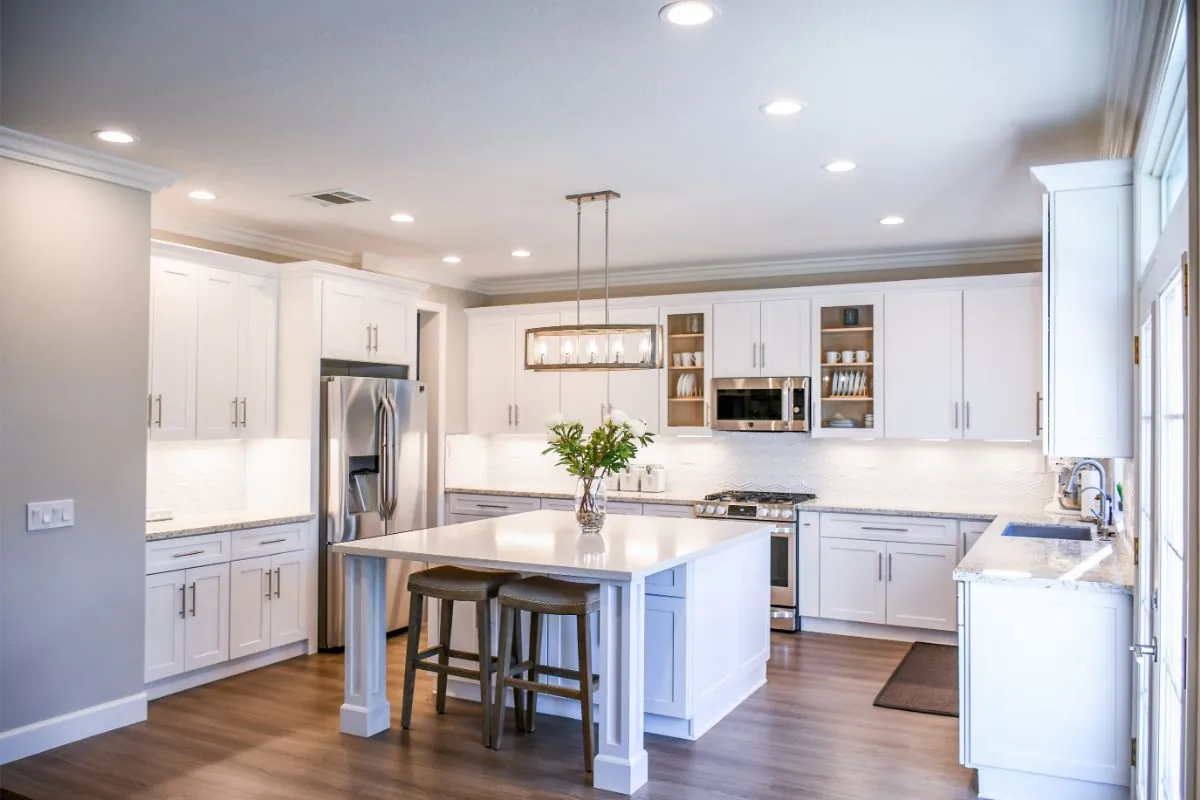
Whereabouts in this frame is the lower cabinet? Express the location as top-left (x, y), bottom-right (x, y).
top-left (229, 551), bottom-right (306, 659)
top-left (643, 594), bottom-right (687, 717)
top-left (818, 538), bottom-right (887, 624)
top-left (145, 562), bottom-right (230, 682)
top-left (960, 519), bottom-right (989, 555)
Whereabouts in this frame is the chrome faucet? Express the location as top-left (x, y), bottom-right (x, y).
top-left (1066, 459), bottom-right (1112, 533)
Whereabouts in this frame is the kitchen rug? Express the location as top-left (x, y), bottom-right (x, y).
top-left (872, 642), bottom-right (958, 717)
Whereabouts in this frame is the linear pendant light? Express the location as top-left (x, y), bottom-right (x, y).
top-left (523, 190), bottom-right (663, 371)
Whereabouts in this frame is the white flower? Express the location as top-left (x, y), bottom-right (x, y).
top-left (628, 418), bottom-right (648, 437)
top-left (546, 412), bottom-right (565, 428)
top-left (607, 409), bottom-right (629, 426)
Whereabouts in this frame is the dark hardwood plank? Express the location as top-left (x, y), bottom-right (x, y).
top-left (0, 632), bottom-right (977, 799)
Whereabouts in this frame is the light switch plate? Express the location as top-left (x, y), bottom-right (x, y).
top-left (27, 499), bottom-right (74, 531)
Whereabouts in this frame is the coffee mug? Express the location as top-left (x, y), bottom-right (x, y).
top-left (672, 353), bottom-right (682, 367)
top-left (856, 350), bottom-right (869, 363)
top-left (681, 352), bottom-right (695, 366)
top-left (826, 351), bottom-right (839, 364)
top-left (841, 350), bottom-right (854, 364)
top-left (692, 351), bottom-right (703, 366)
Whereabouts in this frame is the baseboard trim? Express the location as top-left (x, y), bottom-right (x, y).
top-left (0, 692), bottom-right (147, 765)
top-left (146, 640), bottom-right (309, 700)
top-left (798, 617), bottom-right (957, 645)
top-left (977, 766), bottom-right (1126, 800)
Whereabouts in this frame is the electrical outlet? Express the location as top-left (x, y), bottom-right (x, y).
top-left (26, 500), bottom-right (74, 531)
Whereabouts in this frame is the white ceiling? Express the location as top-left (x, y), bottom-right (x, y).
top-left (1, 0), bottom-right (1114, 289)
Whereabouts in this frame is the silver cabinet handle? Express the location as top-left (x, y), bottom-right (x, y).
top-left (965, 401), bottom-right (970, 430)
top-left (232, 398), bottom-right (239, 427)
top-left (752, 342), bottom-right (757, 368)
top-left (274, 567), bottom-right (281, 598)
top-left (155, 395), bottom-right (163, 427)
top-left (259, 537), bottom-right (287, 545)
top-left (887, 553), bottom-right (893, 581)
top-left (878, 552), bottom-right (883, 581)
top-left (954, 402), bottom-right (959, 429)
top-left (172, 549), bottom-right (205, 558)
top-left (760, 342), bottom-right (765, 367)
top-left (1036, 392), bottom-right (1043, 436)
top-left (179, 584), bottom-right (186, 619)
top-left (366, 323), bottom-right (373, 351)
top-left (265, 570), bottom-right (272, 599)
top-left (515, 404), bottom-right (520, 426)
top-left (240, 398), bottom-right (247, 427)
top-left (189, 582), bottom-right (197, 617)
top-left (508, 404), bottom-right (513, 426)
top-left (372, 324), bottom-right (379, 351)
top-left (476, 504), bottom-right (510, 510)
top-left (862, 525), bottom-right (908, 533)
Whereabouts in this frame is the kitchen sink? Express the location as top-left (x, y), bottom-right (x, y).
top-left (1002, 522), bottom-right (1093, 541)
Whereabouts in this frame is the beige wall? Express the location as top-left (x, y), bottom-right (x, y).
top-left (0, 158), bottom-right (151, 732)
top-left (472, 259), bottom-right (1040, 307)
top-left (414, 283), bottom-right (486, 434)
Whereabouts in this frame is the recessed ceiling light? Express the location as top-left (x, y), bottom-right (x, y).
top-left (188, 190), bottom-right (216, 201)
top-left (879, 215), bottom-right (905, 226)
top-left (390, 213), bottom-right (415, 223)
top-left (659, 1), bottom-right (716, 26)
top-left (442, 255), bottom-right (462, 264)
top-left (759, 100), bottom-right (803, 116)
top-left (511, 249), bottom-right (531, 258)
top-left (824, 160), bottom-right (857, 173)
top-left (92, 129), bottom-right (137, 144)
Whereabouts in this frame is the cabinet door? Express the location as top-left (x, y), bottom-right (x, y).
top-left (238, 274), bottom-right (278, 437)
top-left (819, 538), bottom-right (886, 624)
top-left (321, 281), bottom-right (372, 361)
top-left (960, 520), bottom-right (990, 556)
top-left (145, 570), bottom-right (186, 682)
top-left (797, 511), bottom-right (821, 618)
top-left (513, 312), bottom-right (561, 433)
top-left (194, 268), bottom-right (242, 439)
top-left (712, 301), bottom-right (761, 378)
top-left (371, 289), bottom-right (412, 366)
top-left (607, 306), bottom-right (660, 432)
top-left (229, 556), bottom-right (271, 659)
top-left (560, 309), bottom-right (608, 430)
top-left (643, 595), bottom-right (687, 718)
top-left (183, 563), bottom-right (230, 671)
top-left (885, 543), bottom-right (958, 631)
top-left (760, 298), bottom-right (811, 377)
top-left (270, 551), bottom-right (306, 647)
top-left (884, 290), bottom-right (963, 439)
top-left (467, 315), bottom-right (517, 434)
top-left (149, 259), bottom-right (198, 440)
top-left (962, 285), bottom-right (1040, 441)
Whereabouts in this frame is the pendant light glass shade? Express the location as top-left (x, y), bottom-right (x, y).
top-left (524, 190), bottom-right (663, 372)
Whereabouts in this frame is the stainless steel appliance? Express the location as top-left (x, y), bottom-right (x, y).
top-left (693, 490), bottom-right (816, 632)
top-left (319, 376), bottom-right (427, 649)
top-left (711, 377), bottom-right (810, 432)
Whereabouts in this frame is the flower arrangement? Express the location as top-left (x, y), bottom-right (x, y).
top-left (544, 410), bottom-right (654, 533)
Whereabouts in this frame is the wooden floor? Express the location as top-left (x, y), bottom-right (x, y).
top-left (0, 632), bottom-right (977, 799)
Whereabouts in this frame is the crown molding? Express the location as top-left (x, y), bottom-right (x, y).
top-left (1031, 158), bottom-right (1134, 192)
top-left (359, 252), bottom-right (487, 294)
top-left (473, 240), bottom-right (1042, 296)
top-left (0, 126), bottom-right (181, 192)
top-left (1103, 0), bottom-right (1177, 158)
top-left (152, 218), bottom-right (357, 266)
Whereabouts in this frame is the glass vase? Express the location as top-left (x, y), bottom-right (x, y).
top-left (574, 476), bottom-right (608, 535)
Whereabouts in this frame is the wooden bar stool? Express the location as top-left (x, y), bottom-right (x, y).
top-left (400, 565), bottom-right (524, 746)
top-left (490, 575), bottom-right (600, 773)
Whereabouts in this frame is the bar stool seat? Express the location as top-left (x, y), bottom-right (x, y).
top-left (491, 576), bottom-right (601, 774)
top-left (401, 565), bottom-right (523, 746)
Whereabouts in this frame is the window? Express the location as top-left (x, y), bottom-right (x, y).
top-left (1161, 123), bottom-right (1188, 223)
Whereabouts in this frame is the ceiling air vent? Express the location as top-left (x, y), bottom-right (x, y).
top-left (295, 189), bottom-right (372, 207)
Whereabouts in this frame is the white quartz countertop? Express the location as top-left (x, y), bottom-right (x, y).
top-left (332, 509), bottom-right (772, 580)
top-left (146, 510), bottom-right (315, 541)
top-left (446, 484), bottom-right (699, 506)
top-left (952, 512), bottom-right (1134, 594)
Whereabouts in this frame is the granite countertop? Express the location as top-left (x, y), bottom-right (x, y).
top-left (146, 510), bottom-right (315, 541)
top-left (952, 513), bottom-right (1134, 595)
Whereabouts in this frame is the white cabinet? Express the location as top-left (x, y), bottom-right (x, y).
top-left (797, 511), bottom-right (821, 618)
top-left (467, 315), bottom-right (517, 434)
top-left (269, 550), bottom-right (306, 647)
top-left (321, 280), bottom-right (413, 367)
top-left (148, 258), bottom-right (199, 440)
top-left (182, 562), bottom-right (230, 672)
top-left (819, 538), bottom-right (887, 624)
top-left (884, 290), bottom-right (962, 439)
top-left (884, 543), bottom-right (958, 631)
top-left (144, 571), bottom-right (187, 682)
top-left (559, 309), bottom-right (609, 430)
top-left (196, 268), bottom-right (278, 439)
top-left (712, 298), bottom-right (810, 378)
top-left (1032, 159), bottom-right (1134, 457)
top-left (606, 306), bottom-right (660, 432)
top-left (960, 520), bottom-right (990, 555)
top-left (660, 304), bottom-right (712, 435)
top-left (962, 286), bottom-right (1041, 441)
top-left (643, 594), bottom-right (687, 718)
top-left (229, 556), bottom-right (272, 659)
top-left (513, 312), bottom-right (561, 433)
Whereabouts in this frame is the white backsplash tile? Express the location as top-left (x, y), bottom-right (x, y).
top-left (446, 432), bottom-right (1056, 513)
top-left (147, 440), bottom-right (247, 514)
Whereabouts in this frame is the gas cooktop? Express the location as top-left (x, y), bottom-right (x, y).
top-left (694, 490), bottom-right (817, 520)
top-left (703, 490), bottom-right (817, 504)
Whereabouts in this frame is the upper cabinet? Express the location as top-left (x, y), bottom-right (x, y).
top-left (1032, 159), bottom-right (1134, 458)
top-left (149, 258), bottom-right (199, 440)
top-left (660, 304), bottom-right (712, 435)
top-left (712, 299), bottom-right (810, 378)
top-left (961, 285), bottom-right (1040, 441)
top-left (321, 280), bottom-right (413, 367)
top-left (466, 312), bottom-right (562, 435)
top-left (884, 290), bottom-right (962, 439)
top-left (812, 294), bottom-right (883, 438)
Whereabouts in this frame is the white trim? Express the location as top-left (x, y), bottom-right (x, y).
top-left (413, 299), bottom-right (449, 528)
top-left (145, 640), bottom-right (309, 700)
top-left (0, 691), bottom-right (148, 765)
top-left (286, 260), bottom-right (430, 296)
top-left (152, 218), bottom-right (357, 266)
top-left (1031, 159), bottom-right (1135, 193)
top-left (475, 240), bottom-right (1041, 296)
top-left (976, 766), bottom-right (1127, 800)
top-left (360, 252), bottom-right (485, 293)
top-left (1103, 0), bottom-right (1180, 158)
top-left (0, 126), bottom-right (180, 192)
top-left (798, 617), bottom-right (959, 645)
top-left (151, 238), bottom-right (283, 278)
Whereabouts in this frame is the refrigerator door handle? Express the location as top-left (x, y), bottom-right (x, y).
top-left (383, 392), bottom-right (399, 520)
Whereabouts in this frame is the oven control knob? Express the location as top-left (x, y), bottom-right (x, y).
top-left (694, 504), bottom-right (706, 515)
top-left (769, 508), bottom-right (782, 519)
top-left (780, 508), bottom-right (793, 520)
top-left (715, 506), bottom-right (726, 515)
top-left (705, 505), bottom-right (717, 515)
top-left (757, 507), bottom-right (769, 518)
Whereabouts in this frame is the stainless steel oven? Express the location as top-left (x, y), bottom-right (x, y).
top-left (712, 377), bottom-right (809, 432)
top-left (769, 525), bottom-right (798, 630)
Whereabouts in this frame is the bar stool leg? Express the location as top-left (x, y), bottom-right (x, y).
top-left (576, 613), bottom-right (595, 773)
top-left (400, 591), bottom-right (424, 730)
top-left (435, 599), bottom-right (453, 714)
top-left (525, 612), bottom-right (542, 732)
top-left (491, 604), bottom-right (515, 750)
top-left (510, 610), bottom-right (526, 732)
top-left (476, 599), bottom-right (494, 747)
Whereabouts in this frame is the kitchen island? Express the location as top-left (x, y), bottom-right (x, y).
top-left (333, 509), bottom-right (772, 795)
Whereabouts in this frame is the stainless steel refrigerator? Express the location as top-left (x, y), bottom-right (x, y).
top-left (318, 376), bottom-right (427, 649)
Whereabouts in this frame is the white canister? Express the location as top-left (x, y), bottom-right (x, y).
top-left (604, 471), bottom-right (621, 491)
top-left (641, 464), bottom-right (667, 493)
top-left (618, 466), bottom-right (643, 492)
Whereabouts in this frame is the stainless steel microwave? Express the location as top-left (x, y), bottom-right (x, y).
top-left (711, 377), bottom-right (809, 432)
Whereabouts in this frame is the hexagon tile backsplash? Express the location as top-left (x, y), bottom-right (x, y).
top-left (446, 432), bottom-right (1056, 513)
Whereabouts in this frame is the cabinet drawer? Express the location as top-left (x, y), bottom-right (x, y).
top-left (540, 498), bottom-right (574, 512)
top-left (146, 532), bottom-right (232, 575)
top-left (231, 524), bottom-right (305, 560)
top-left (448, 493), bottom-right (540, 516)
top-left (646, 565), bottom-right (687, 597)
top-left (819, 512), bottom-right (957, 546)
top-left (642, 503), bottom-right (695, 518)
top-left (541, 498), bottom-right (642, 515)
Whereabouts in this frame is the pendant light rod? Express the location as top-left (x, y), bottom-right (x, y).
top-left (604, 195), bottom-right (610, 325)
top-left (564, 189), bottom-right (620, 324)
top-left (575, 197), bottom-right (582, 325)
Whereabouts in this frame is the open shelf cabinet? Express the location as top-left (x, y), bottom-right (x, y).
top-left (812, 295), bottom-right (883, 437)
top-left (659, 305), bottom-right (712, 435)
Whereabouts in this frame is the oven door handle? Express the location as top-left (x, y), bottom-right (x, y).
top-left (782, 378), bottom-right (792, 425)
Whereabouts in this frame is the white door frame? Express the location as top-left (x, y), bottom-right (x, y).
top-left (413, 298), bottom-right (448, 528)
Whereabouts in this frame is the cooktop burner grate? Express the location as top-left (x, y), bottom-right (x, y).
top-left (704, 491), bottom-right (817, 504)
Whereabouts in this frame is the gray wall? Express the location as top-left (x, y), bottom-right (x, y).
top-left (0, 157), bottom-right (150, 732)
top-left (410, 283), bottom-right (485, 435)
